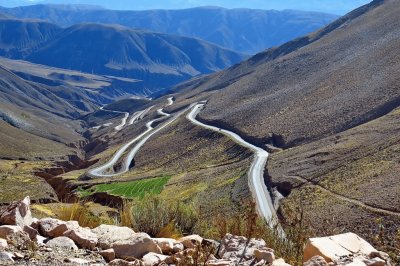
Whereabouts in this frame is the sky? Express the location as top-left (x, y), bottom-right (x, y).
top-left (3, 0), bottom-right (373, 15)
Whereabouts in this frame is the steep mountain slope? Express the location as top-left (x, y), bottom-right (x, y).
top-left (25, 23), bottom-right (246, 91)
top-left (173, 0), bottom-right (400, 149)
top-left (1, 5), bottom-right (338, 54)
top-left (0, 17), bottom-right (61, 57)
top-left (154, 0), bottom-right (399, 243)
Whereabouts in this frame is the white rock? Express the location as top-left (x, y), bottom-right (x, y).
top-left (153, 238), bottom-right (178, 254)
top-left (0, 197), bottom-right (33, 228)
top-left (112, 233), bottom-right (162, 259)
top-left (173, 242), bottom-right (185, 253)
top-left (304, 233), bottom-right (377, 263)
top-left (0, 238), bottom-right (7, 249)
top-left (99, 248), bottom-right (115, 262)
top-left (92, 224), bottom-right (135, 249)
top-left (178, 235), bottom-right (203, 249)
top-left (63, 225), bottom-right (98, 250)
top-left (272, 258), bottom-right (292, 266)
top-left (218, 234), bottom-right (268, 261)
top-left (46, 236), bottom-right (78, 251)
top-left (142, 252), bottom-right (169, 266)
top-left (38, 218), bottom-right (69, 238)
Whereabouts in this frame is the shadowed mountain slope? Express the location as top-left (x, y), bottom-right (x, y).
top-left (25, 23), bottom-right (246, 92)
top-left (0, 17), bottom-right (61, 57)
top-left (1, 5), bottom-right (339, 54)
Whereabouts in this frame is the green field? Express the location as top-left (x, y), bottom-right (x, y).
top-left (79, 176), bottom-right (171, 199)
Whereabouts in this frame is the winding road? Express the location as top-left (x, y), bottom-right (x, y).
top-left (99, 106), bottom-right (130, 131)
top-left (90, 98), bottom-right (278, 225)
top-left (187, 103), bottom-right (278, 224)
top-left (88, 97), bottom-right (183, 178)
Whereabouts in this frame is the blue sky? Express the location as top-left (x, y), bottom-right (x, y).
top-left (4, 0), bottom-right (372, 15)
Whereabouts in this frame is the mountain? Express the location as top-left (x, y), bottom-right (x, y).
top-left (161, 0), bottom-right (400, 243)
top-left (0, 57), bottom-right (146, 99)
top-left (0, 5), bottom-right (339, 54)
top-left (0, 64), bottom-right (84, 159)
top-left (0, 17), bottom-right (61, 57)
top-left (24, 23), bottom-right (246, 92)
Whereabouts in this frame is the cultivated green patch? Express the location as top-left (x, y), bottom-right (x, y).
top-left (79, 176), bottom-right (171, 199)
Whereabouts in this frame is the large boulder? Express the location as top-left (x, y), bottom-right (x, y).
top-left (46, 236), bottom-right (78, 251)
top-left (304, 233), bottom-right (390, 265)
top-left (0, 197), bottom-right (38, 240)
top-left (92, 224), bottom-right (135, 249)
top-left (112, 233), bottom-right (162, 259)
top-left (0, 197), bottom-right (33, 228)
top-left (218, 234), bottom-right (272, 262)
top-left (63, 224), bottom-right (98, 250)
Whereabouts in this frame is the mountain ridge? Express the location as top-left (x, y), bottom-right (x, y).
top-left (0, 4), bottom-right (339, 54)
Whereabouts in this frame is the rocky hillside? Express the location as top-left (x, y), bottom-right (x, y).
top-left (0, 197), bottom-right (394, 265)
top-left (1, 5), bottom-right (339, 54)
top-left (153, 0), bottom-right (400, 245)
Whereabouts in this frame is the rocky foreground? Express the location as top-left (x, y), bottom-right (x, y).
top-left (0, 197), bottom-right (394, 265)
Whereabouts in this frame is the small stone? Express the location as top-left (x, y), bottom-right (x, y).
top-left (46, 236), bottom-right (79, 251)
top-left (254, 249), bottom-right (275, 263)
top-left (64, 257), bottom-right (93, 264)
top-left (178, 235), bottom-right (203, 249)
top-left (142, 252), bottom-right (169, 266)
top-left (272, 258), bottom-right (292, 266)
top-left (13, 252), bottom-right (24, 260)
top-left (304, 255), bottom-right (329, 266)
top-left (173, 242), bottom-right (184, 253)
top-left (99, 248), bottom-right (115, 262)
top-left (153, 238), bottom-right (178, 254)
top-left (364, 257), bottom-right (386, 266)
top-left (112, 233), bottom-right (161, 259)
top-left (0, 238), bottom-right (7, 249)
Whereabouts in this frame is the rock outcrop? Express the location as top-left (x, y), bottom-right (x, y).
top-left (0, 198), bottom-right (393, 266)
top-left (304, 233), bottom-right (392, 266)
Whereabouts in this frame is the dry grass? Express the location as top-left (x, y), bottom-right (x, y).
top-left (54, 202), bottom-right (115, 229)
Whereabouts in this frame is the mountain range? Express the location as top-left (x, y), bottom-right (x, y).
top-left (0, 17), bottom-right (247, 93)
top-left (0, 5), bottom-right (338, 54)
